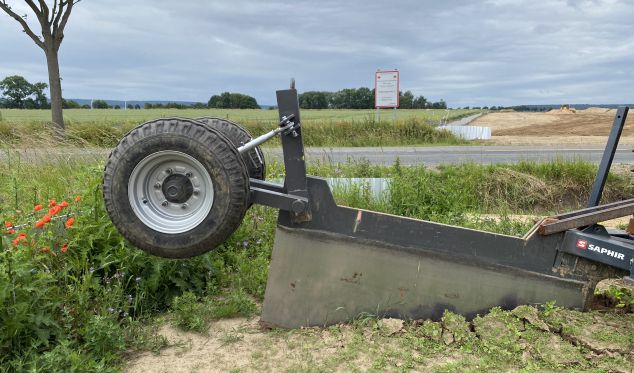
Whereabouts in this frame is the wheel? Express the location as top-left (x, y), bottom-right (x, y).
top-left (196, 117), bottom-right (266, 180)
top-left (103, 118), bottom-right (249, 258)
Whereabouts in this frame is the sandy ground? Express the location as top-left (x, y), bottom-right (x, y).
top-left (472, 108), bottom-right (634, 145)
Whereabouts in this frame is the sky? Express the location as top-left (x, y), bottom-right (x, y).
top-left (1, 0), bottom-right (633, 107)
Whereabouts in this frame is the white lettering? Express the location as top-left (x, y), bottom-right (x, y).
top-left (584, 243), bottom-right (625, 260)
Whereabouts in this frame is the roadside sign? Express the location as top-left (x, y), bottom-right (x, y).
top-left (375, 70), bottom-right (399, 108)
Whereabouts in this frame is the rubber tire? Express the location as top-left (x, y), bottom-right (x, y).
top-left (102, 118), bottom-right (249, 258)
top-left (196, 117), bottom-right (266, 180)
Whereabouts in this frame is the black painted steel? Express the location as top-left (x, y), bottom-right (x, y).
top-left (587, 107), bottom-right (629, 207)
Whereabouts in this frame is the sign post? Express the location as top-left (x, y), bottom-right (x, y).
top-left (375, 70), bottom-right (399, 122)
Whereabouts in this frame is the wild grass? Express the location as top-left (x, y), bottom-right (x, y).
top-left (0, 108), bottom-right (476, 147)
top-left (0, 154), bottom-right (631, 370)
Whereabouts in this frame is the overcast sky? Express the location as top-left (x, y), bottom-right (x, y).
top-left (1, 0), bottom-right (633, 107)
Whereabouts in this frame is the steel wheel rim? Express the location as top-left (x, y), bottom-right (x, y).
top-left (128, 150), bottom-right (214, 234)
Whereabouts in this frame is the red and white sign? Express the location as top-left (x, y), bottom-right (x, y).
top-left (375, 70), bottom-right (399, 108)
top-left (576, 239), bottom-right (588, 250)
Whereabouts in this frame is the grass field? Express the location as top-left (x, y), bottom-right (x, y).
top-left (0, 108), bottom-right (478, 148)
top-left (0, 108), bottom-right (476, 127)
top-left (1, 156), bottom-right (632, 371)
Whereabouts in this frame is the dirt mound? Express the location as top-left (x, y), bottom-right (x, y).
top-left (583, 107), bottom-right (611, 113)
top-left (477, 111), bottom-right (634, 137)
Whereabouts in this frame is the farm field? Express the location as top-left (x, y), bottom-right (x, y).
top-left (0, 108), bottom-right (477, 148)
top-left (0, 108), bottom-right (475, 127)
top-left (473, 108), bottom-right (634, 145)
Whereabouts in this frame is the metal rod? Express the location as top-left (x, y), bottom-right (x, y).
top-left (587, 107), bottom-right (629, 207)
top-left (237, 119), bottom-right (295, 154)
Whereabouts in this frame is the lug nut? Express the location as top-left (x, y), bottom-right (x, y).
top-left (165, 168), bottom-right (173, 174)
top-left (154, 182), bottom-right (161, 189)
top-left (185, 172), bottom-right (193, 178)
top-left (181, 203), bottom-right (188, 209)
top-left (142, 199), bottom-right (148, 204)
top-left (193, 189), bottom-right (200, 196)
top-left (161, 200), bottom-right (168, 207)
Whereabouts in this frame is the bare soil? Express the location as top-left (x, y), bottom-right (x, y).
top-left (472, 109), bottom-right (634, 145)
top-left (126, 304), bottom-right (633, 372)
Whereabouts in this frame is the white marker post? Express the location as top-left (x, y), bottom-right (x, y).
top-left (375, 70), bottom-right (399, 122)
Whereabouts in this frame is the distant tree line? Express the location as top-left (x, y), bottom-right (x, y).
top-left (298, 88), bottom-right (447, 109)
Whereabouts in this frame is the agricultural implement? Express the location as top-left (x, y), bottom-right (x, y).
top-left (103, 83), bottom-right (633, 328)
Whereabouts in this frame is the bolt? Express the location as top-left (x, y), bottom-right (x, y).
top-left (165, 168), bottom-right (173, 174)
top-left (161, 200), bottom-right (168, 207)
top-left (185, 172), bottom-right (193, 178)
top-left (142, 199), bottom-right (148, 204)
top-left (154, 182), bottom-right (161, 189)
top-left (193, 189), bottom-right (200, 196)
top-left (181, 203), bottom-right (188, 210)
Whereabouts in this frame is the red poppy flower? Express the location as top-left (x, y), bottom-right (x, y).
top-left (60, 201), bottom-right (69, 208)
top-left (4, 221), bottom-right (12, 228)
top-left (11, 239), bottom-right (19, 247)
top-left (18, 233), bottom-right (26, 239)
top-left (6, 229), bottom-right (15, 235)
top-left (48, 199), bottom-right (56, 207)
top-left (65, 217), bottom-right (75, 228)
top-left (35, 220), bottom-right (45, 228)
top-left (74, 195), bottom-right (81, 202)
top-left (61, 243), bottom-right (69, 253)
top-left (42, 215), bottom-right (51, 223)
top-left (48, 206), bottom-right (62, 216)
top-left (34, 204), bottom-right (43, 211)
top-left (42, 247), bottom-right (50, 253)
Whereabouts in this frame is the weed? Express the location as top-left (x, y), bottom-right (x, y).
top-left (172, 292), bottom-right (209, 332)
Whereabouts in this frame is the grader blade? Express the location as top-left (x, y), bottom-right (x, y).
top-left (259, 177), bottom-right (624, 328)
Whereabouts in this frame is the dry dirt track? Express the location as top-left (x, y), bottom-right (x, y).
top-left (472, 108), bottom-right (634, 145)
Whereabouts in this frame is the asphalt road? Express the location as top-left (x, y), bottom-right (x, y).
top-left (265, 145), bottom-right (634, 166)
top-left (3, 144), bottom-right (634, 166)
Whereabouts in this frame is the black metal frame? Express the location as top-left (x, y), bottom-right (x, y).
top-left (248, 85), bottom-right (633, 284)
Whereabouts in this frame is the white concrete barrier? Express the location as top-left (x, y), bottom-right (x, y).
top-left (438, 125), bottom-right (491, 140)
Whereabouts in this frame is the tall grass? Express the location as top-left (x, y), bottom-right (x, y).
top-left (0, 109), bottom-right (474, 147)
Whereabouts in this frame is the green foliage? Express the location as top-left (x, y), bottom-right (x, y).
top-left (0, 75), bottom-right (48, 109)
top-left (208, 92), bottom-right (259, 109)
top-left (91, 99), bottom-right (109, 109)
top-left (172, 292), bottom-right (209, 332)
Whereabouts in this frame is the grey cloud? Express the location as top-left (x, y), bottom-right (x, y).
top-left (0, 0), bottom-right (633, 106)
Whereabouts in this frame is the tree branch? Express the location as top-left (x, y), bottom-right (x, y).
top-left (52, 0), bottom-right (65, 31)
top-left (50, 0), bottom-right (57, 25)
top-left (0, 1), bottom-right (45, 49)
top-left (54, 0), bottom-right (75, 46)
top-left (36, 0), bottom-right (50, 25)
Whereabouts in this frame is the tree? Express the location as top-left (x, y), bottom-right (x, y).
top-left (0, 0), bottom-right (80, 136)
top-left (298, 91), bottom-right (329, 109)
top-left (399, 90), bottom-right (415, 109)
top-left (0, 75), bottom-right (35, 108)
top-left (0, 75), bottom-right (49, 108)
top-left (134, 104), bottom-right (140, 110)
top-left (92, 99), bottom-right (109, 109)
top-left (208, 92), bottom-right (259, 109)
top-left (61, 98), bottom-right (79, 108)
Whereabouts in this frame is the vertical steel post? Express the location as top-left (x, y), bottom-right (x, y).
top-left (587, 107), bottom-right (629, 207)
top-left (276, 88), bottom-right (308, 200)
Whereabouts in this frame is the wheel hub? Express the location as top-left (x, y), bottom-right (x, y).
top-left (162, 174), bottom-right (193, 203)
top-left (127, 150), bottom-right (214, 234)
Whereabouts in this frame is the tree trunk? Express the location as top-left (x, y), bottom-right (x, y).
top-left (45, 48), bottom-right (64, 137)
